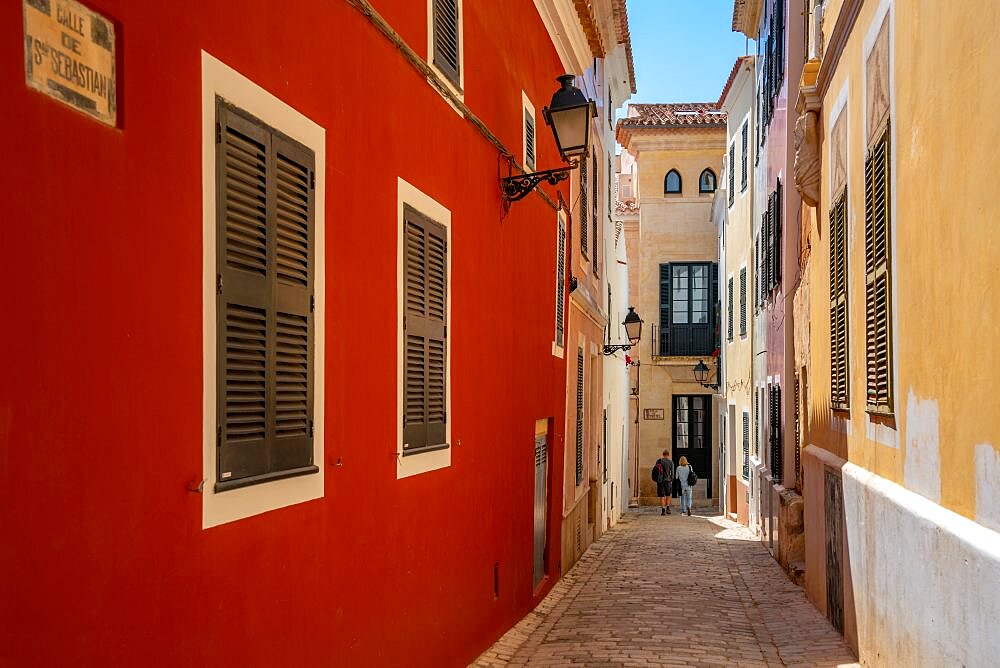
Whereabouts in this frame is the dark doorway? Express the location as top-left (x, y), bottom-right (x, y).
top-left (672, 395), bottom-right (712, 497)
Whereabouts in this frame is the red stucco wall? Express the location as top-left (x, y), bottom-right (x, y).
top-left (0, 1), bottom-right (571, 665)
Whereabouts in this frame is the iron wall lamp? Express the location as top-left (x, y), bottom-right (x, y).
top-left (693, 359), bottom-right (720, 391)
top-left (602, 307), bottom-right (643, 356)
top-left (501, 75), bottom-right (596, 202)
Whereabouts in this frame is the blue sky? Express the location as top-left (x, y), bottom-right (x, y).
top-left (626, 0), bottom-right (753, 106)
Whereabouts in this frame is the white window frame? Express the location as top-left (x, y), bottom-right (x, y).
top-left (397, 178), bottom-right (453, 479)
top-left (200, 51), bottom-right (327, 529)
top-left (522, 90), bottom-right (537, 172)
top-left (427, 0), bottom-right (465, 103)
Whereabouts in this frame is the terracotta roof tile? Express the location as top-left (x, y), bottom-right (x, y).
top-left (618, 103), bottom-right (728, 128)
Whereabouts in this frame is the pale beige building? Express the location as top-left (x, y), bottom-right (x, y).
top-left (718, 56), bottom-right (756, 525)
top-left (617, 104), bottom-right (727, 506)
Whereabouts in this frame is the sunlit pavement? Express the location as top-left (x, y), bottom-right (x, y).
top-left (473, 510), bottom-right (858, 667)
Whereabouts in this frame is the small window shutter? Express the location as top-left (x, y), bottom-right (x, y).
top-left (742, 412), bottom-right (750, 479)
top-left (765, 198), bottom-right (774, 293)
top-left (580, 157), bottom-right (589, 257)
top-left (729, 144), bottom-right (736, 206)
top-left (776, 0), bottom-right (785, 85)
top-left (865, 124), bottom-right (893, 413)
top-left (555, 216), bottom-right (566, 347)
top-left (727, 276), bottom-right (734, 341)
top-left (739, 267), bottom-right (747, 336)
top-left (525, 109), bottom-right (536, 171)
top-left (712, 263), bottom-right (720, 352)
top-left (575, 348), bottom-right (584, 484)
top-left (432, 0), bottom-right (461, 89)
top-left (403, 207), bottom-right (448, 451)
top-left (830, 192), bottom-right (849, 409)
top-left (774, 179), bottom-right (783, 285)
top-left (218, 106), bottom-right (272, 482)
top-left (216, 101), bottom-right (316, 487)
top-left (658, 264), bottom-right (671, 356)
top-left (741, 123), bottom-right (749, 189)
top-left (592, 152), bottom-right (599, 276)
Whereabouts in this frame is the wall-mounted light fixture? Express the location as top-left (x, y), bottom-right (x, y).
top-left (501, 75), bottom-right (596, 202)
top-left (602, 307), bottom-right (643, 356)
top-left (693, 359), bottom-right (720, 391)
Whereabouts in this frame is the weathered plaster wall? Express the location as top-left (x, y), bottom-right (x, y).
top-left (843, 463), bottom-right (1000, 667)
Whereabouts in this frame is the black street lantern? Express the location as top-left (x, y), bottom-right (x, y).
top-left (543, 74), bottom-right (597, 162)
top-left (693, 359), bottom-right (720, 390)
top-left (500, 75), bottom-right (596, 202)
top-left (603, 307), bottom-right (643, 356)
top-left (623, 307), bottom-right (642, 346)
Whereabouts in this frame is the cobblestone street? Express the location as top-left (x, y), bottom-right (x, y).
top-left (474, 511), bottom-right (858, 667)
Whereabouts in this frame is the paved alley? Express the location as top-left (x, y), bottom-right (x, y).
top-left (473, 511), bottom-right (858, 667)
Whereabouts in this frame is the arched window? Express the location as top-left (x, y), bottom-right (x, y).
top-left (699, 168), bottom-right (717, 193)
top-left (664, 169), bottom-right (682, 194)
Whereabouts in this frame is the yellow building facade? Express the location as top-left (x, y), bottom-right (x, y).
top-left (618, 105), bottom-right (727, 508)
top-left (793, 0), bottom-right (1000, 663)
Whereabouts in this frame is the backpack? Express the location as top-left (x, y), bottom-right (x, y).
top-left (687, 467), bottom-right (698, 487)
top-left (651, 462), bottom-right (664, 482)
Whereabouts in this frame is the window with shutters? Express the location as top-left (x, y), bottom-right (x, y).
top-left (769, 385), bottom-right (783, 483)
top-left (592, 151), bottom-right (599, 277)
top-left (742, 410), bottom-right (750, 480)
top-left (522, 92), bottom-right (536, 172)
top-left (579, 156), bottom-right (589, 258)
top-left (553, 212), bottom-right (567, 354)
top-left (664, 169), bottom-right (682, 195)
top-left (727, 276), bottom-right (734, 342)
top-left (739, 266), bottom-right (747, 337)
top-left (829, 190), bottom-right (850, 410)
top-left (658, 262), bottom-right (718, 357)
top-left (728, 144), bottom-right (736, 207)
top-left (741, 121), bottom-right (749, 191)
top-left (865, 122), bottom-right (893, 415)
top-left (402, 206), bottom-right (449, 456)
top-left (575, 347), bottom-right (585, 485)
top-left (214, 99), bottom-right (318, 494)
top-left (430, 0), bottom-right (462, 92)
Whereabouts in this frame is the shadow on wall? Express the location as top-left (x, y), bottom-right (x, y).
top-left (803, 392), bottom-right (857, 653)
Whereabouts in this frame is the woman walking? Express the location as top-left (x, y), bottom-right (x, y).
top-left (675, 456), bottom-right (695, 516)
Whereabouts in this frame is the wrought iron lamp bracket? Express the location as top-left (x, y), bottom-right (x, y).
top-left (501, 165), bottom-right (575, 202)
top-left (601, 343), bottom-right (632, 356)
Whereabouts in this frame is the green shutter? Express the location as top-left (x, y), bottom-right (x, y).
top-left (592, 152), bottom-right (599, 276)
top-left (555, 216), bottom-right (566, 347)
top-left (739, 267), bottom-right (747, 336)
top-left (774, 179), bottom-right (783, 285)
top-left (216, 100), bottom-right (316, 491)
top-left (727, 276), bottom-right (734, 342)
top-left (830, 191), bottom-right (849, 410)
top-left (580, 157), bottom-right (589, 257)
top-left (658, 264), bottom-right (671, 356)
top-left (575, 347), bottom-right (584, 485)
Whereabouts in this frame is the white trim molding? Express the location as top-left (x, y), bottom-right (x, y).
top-left (522, 90), bottom-right (538, 172)
top-left (532, 0), bottom-right (591, 75)
top-left (396, 178), bottom-right (453, 479)
top-left (201, 51), bottom-right (327, 529)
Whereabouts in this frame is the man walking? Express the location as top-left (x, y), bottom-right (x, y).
top-left (654, 449), bottom-right (674, 515)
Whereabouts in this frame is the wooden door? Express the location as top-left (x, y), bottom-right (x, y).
top-left (672, 395), bottom-right (712, 497)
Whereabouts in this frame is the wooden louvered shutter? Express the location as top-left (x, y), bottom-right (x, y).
top-left (727, 276), bottom-right (734, 341)
top-left (829, 191), bottom-right (849, 410)
top-left (774, 180), bottom-right (783, 285)
top-left (555, 216), bottom-right (566, 347)
top-left (403, 207), bottom-right (448, 452)
top-left (865, 123), bottom-right (893, 414)
top-left (729, 144), bottom-right (736, 207)
top-left (432, 0), bottom-right (461, 89)
top-left (580, 156), bottom-right (589, 257)
top-left (525, 109), bottom-right (536, 171)
top-left (766, 196), bottom-right (774, 292)
top-left (741, 123), bottom-right (748, 189)
top-left (739, 267), bottom-right (747, 336)
top-left (770, 385), bottom-right (782, 482)
top-left (742, 412), bottom-right (750, 479)
top-left (775, 0), bottom-right (785, 85)
top-left (216, 101), bottom-right (316, 489)
top-left (711, 263), bottom-right (720, 352)
top-left (575, 348), bottom-right (584, 484)
top-left (592, 152), bottom-right (599, 276)
top-left (658, 264), bottom-right (671, 356)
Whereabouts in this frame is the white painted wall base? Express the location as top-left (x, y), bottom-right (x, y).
top-left (842, 463), bottom-right (1000, 667)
